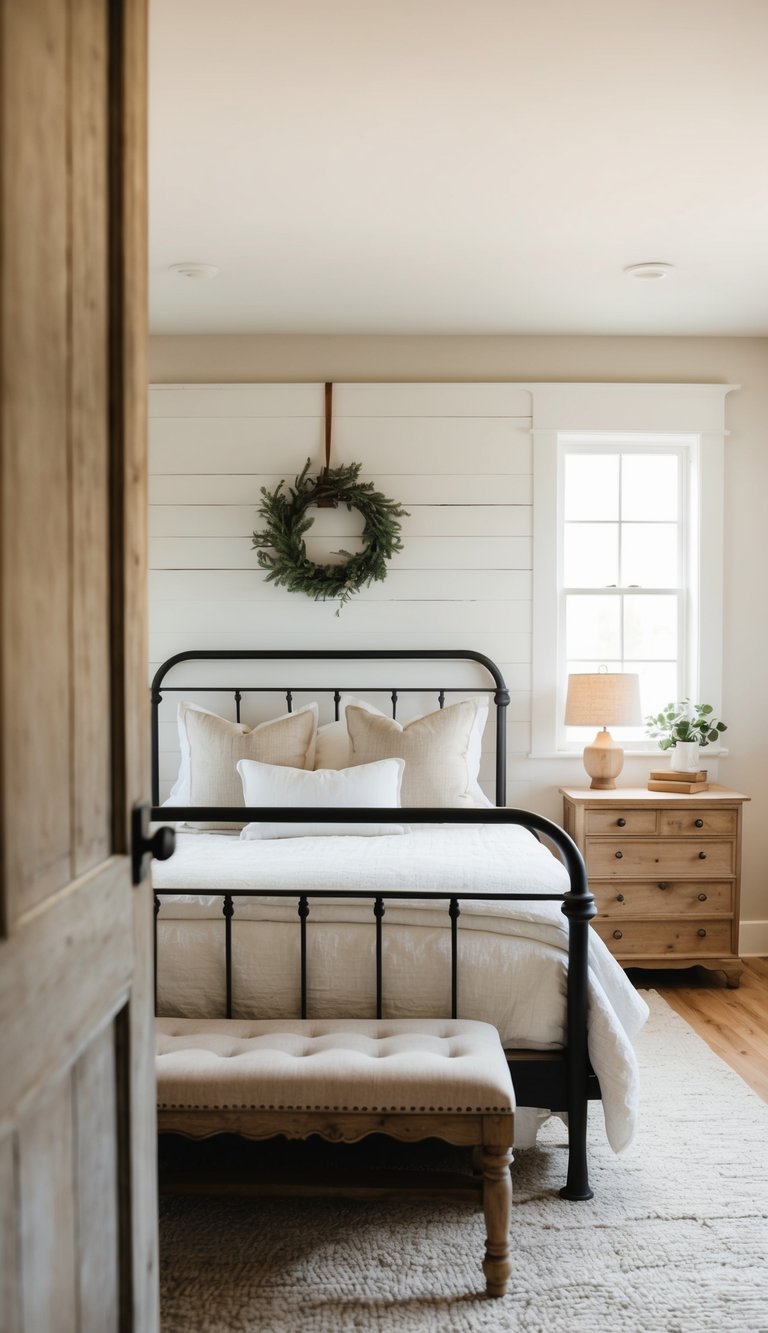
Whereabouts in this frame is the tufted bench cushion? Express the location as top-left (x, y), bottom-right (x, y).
top-left (156, 1017), bottom-right (516, 1115)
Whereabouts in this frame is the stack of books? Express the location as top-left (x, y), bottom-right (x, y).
top-left (647, 769), bottom-right (709, 794)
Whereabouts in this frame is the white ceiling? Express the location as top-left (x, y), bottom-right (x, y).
top-left (149, 0), bottom-right (768, 336)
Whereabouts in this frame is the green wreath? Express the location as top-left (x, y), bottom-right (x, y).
top-left (252, 459), bottom-right (409, 613)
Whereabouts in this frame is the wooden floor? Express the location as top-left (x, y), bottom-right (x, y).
top-left (627, 957), bottom-right (768, 1103)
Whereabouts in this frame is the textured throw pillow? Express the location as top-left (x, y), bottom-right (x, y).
top-left (345, 696), bottom-right (489, 808)
top-left (169, 702), bottom-right (318, 830)
top-left (315, 695), bottom-right (493, 807)
top-left (237, 758), bottom-right (406, 838)
top-left (314, 717), bottom-right (353, 771)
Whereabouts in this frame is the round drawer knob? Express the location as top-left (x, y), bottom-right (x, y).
top-left (616, 893), bottom-right (625, 903)
top-left (694, 818), bottom-right (704, 828)
top-left (658, 882), bottom-right (670, 890)
top-left (697, 928), bottom-right (707, 938)
top-left (617, 817), bottom-right (626, 827)
top-left (614, 850), bottom-right (623, 859)
top-left (698, 851), bottom-right (707, 860)
top-left (612, 930), bottom-right (623, 940)
top-left (698, 893), bottom-right (708, 902)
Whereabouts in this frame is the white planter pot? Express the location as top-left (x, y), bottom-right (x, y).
top-left (670, 741), bottom-right (699, 771)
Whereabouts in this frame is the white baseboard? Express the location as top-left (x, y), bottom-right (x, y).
top-left (738, 921), bottom-right (768, 956)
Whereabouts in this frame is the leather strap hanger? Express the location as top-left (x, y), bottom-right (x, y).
top-left (316, 381), bottom-right (338, 506)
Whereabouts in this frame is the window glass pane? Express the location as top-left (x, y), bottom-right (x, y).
top-left (566, 595), bottom-right (621, 660)
top-left (621, 454), bottom-right (678, 521)
top-left (623, 595), bottom-right (678, 660)
top-left (622, 524), bottom-right (678, 587)
top-left (564, 454), bottom-right (619, 520)
top-left (564, 523), bottom-right (619, 586)
top-left (625, 660), bottom-right (679, 722)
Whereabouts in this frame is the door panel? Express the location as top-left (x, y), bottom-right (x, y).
top-left (74, 1024), bottom-right (120, 1333)
top-left (0, 2), bottom-right (154, 1330)
top-left (2, 0), bottom-right (70, 922)
top-left (19, 1077), bottom-right (78, 1333)
top-left (0, 1131), bottom-right (20, 1332)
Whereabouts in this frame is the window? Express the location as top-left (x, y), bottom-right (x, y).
top-left (561, 436), bottom-right (689, 749)
top-left (529, 384), bottom-right (735, 757)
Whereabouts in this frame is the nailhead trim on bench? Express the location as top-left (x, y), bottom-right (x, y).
top-left (157, 1102), bottom-right (514, 1113)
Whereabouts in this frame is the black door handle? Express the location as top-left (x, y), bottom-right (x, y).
top-left (131, 801), bottom-right (176, 885)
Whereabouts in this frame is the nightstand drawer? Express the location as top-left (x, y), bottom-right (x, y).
top-left (659, 809), bottom-right (738, 837)
top-left (592, 880), bottom-right (733, 917)
top-left (585, 809), bottom-right (658, 835)
top-left (592, 919), bottom-right (732, 957)
top-left (586, 840), bottom-right (735, 878)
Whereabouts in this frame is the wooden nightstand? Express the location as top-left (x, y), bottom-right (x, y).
top-left (560, 785), bottom-right (750, 987)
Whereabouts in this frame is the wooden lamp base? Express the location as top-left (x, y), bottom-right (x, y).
top-left (582, 728), bottom-right (624, 790)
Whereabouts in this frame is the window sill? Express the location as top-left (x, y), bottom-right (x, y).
top-left (527, 748), bottom-right (729, 760)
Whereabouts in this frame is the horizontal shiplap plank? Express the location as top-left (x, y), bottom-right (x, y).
top-left (149, 568), bottom-right (532, 602)
top-left (149, 383), bottom-right (532, 419)
top-left (148, 416), bottom-right (320, 471)
top-left (149, 417), bottom-right (531, 475)
top-left (149, 473), bottom-right (533, 506)
top-left (149, 629), bottom-right (530, 663)
top-left (149, 535), bottom-right (532, 571)
top-left (148, 504), bottom-right (531, 540)
top-left (149, 385), bottom-right (322, 417)
top-left (331, 384), bottom-right (532, 417)
top-left (150, 598), bottom-right (531, 637)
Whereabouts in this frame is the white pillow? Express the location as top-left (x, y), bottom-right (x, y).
top-left (315, 694), bottom-right (493, 807)
top-left (166, 701), bottom-right (319, 830)
top-left (237, 758), bottom-right (407, 839)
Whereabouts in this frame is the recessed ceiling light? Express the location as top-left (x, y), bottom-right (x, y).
top-left (168, 262), bottom-right (220, 280)
top-left (623, 262), bottom-right (674, 281)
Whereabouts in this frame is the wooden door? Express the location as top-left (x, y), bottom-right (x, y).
top-left (0, 2), bottom-right (156, 1329)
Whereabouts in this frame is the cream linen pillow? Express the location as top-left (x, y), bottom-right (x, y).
top-left (345, 697), bottom-right (487, 808)
top-left (170, 701), bottom-right (318, 830)
top-left (316, 695), bottom-right (493, 807)
top-left (237, 758), bottom-right (406, 838)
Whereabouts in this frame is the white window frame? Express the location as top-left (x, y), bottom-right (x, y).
top-left (558, 433), bottom-right (690, 751)
top-left (530, 384), bottom-right (736, 757)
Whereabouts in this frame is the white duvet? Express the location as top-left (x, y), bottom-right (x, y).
top-left (153, 824), bottom-right (648, 1151)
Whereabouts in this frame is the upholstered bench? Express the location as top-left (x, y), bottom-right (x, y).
top-left (156, 1016), bottom-right (516, 1297)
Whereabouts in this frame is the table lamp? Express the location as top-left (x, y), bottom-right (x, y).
top-left (564, 671), bottom-right (642, 789)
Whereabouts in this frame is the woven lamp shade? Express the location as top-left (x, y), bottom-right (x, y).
top-left (564, 673), bottom-right (642, 728)
top-left (565, 672), bottom-right (642, 789)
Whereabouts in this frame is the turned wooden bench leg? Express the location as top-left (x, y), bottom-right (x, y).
top-left (481, 1145), bottom-right (513, 1297)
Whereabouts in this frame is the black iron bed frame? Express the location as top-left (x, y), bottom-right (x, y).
top-left (150, 648), bottom-right (599, 1200)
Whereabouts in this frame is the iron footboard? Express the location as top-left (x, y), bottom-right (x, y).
top-left (152, 803), bottom-right (597, 1201)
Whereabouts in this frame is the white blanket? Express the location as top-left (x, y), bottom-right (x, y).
top-left (153, 825), bottom-right (648, 1151)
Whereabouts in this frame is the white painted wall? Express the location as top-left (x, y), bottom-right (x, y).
top-left (149, 335), bottom-right (768, 950)
top-left (149, 382), bottom-right (535, 807)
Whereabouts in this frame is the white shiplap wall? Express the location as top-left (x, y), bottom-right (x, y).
top-left (148, 382), bottom-right (534, 802)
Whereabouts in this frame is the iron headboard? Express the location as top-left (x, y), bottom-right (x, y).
top-left (150, 648), bottom-right (511, 808)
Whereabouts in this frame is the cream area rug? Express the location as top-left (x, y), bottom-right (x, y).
top-left (158, 993), bottom-right (768, 1332)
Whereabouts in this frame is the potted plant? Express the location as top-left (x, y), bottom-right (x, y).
top-left (645, 700), bottom-right (727, 771)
